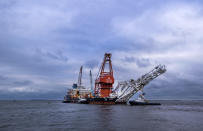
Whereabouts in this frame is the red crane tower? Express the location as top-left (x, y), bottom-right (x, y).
top-left (94, 53), bottom-right (114, 98)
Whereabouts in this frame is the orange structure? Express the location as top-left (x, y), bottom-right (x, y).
top-left (94, 53), bottom-right (114, 98)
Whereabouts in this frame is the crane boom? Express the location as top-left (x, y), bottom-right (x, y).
top-left (77, 66), bottom-right (83, 88)
top-left (115, 65), bottom-right (166, 103)
top-left (90, 70), bottom-right (94, 96)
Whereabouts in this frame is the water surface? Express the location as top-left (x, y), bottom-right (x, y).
top-left (0, 100), bottom-right (203, 131)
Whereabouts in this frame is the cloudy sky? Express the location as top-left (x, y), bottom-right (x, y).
top-left (0, 0), bottom-right (203, 100)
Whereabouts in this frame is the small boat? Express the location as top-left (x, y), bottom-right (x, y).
top-left (129, 100), bottom-right (161, 105)
top-left (78, 98), bottom-right (89, 104)
top-left (129, 92), bottom-right (161, 106)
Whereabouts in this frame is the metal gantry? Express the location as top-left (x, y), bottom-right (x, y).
top-left (94, 53), bottom-right (114, 98)
top-left (115, 65), bottom-right (166, 103)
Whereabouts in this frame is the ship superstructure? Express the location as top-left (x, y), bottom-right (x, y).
top-left (63, 66), bottom-right (92, 103)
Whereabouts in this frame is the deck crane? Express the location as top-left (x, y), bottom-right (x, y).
top-left (114, 65), bottom-right (166, 103)
top-left (94, 53), bottom-right (114, 98)
top-left (77, 66), bottom-right (83, 89)
top-left (90, 70), bottom-right (94, 96)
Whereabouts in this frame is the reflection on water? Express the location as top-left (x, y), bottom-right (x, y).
top-left (0, 100), bottom-right (203, 131)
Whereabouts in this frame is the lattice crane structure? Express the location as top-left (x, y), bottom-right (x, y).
top-left (94, 53), bottom-right (114, 98)
top-left (77, 66), bottom-right (83, 88)
top-left (114, 65), bottom-right (166, 103)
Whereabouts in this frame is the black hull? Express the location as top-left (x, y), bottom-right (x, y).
top-left (62, 100), bottom-right (71, 103)
top-left (129, 101), bottom-right (161, 106)
top-left (87, 98), bottom-right (118, 105)
top-left (63, 98), bottom-right (119, 105)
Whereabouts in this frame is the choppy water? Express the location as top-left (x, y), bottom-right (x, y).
top-left (0, 100), bottom-right (203, 131)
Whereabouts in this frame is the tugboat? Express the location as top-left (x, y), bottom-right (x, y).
top-left (78, 98), bottom-right (89, 104)
top-left (129, 91), bottom-right (161, 106)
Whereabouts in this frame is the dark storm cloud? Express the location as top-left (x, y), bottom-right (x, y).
top-left (0, 74), bottom-right (34, 93)
top-left (35, 49), bottom-right (68, 62)
top-left (0, 75), bottom-right (7, 81)
top-left (0, 44), bottom-right (68, 76)
top-left (142, 71), bottom-right (203, 99)
top-left (12, 80), bottom-right (33, 86)
top-left (124, 57), bottom-right (151, 67)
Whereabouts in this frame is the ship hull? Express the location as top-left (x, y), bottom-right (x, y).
top-left (63, 97), bottom-right (120, 105)
top-left (87, 98), bottom-right (117, 105)
top-left (62, 100), bottom-right (71, 103)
